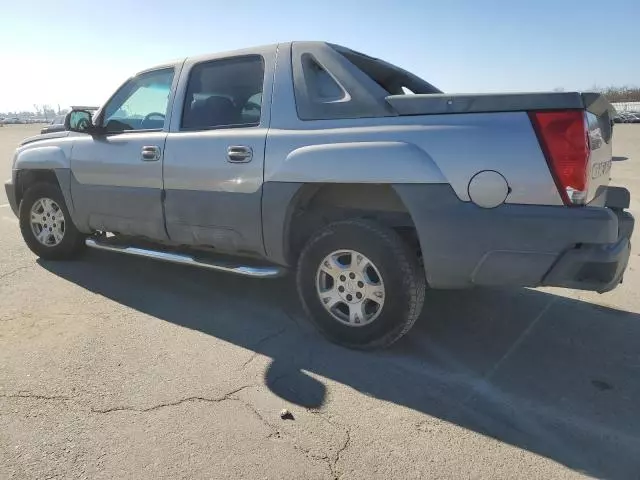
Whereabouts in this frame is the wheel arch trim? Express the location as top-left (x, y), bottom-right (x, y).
top-left (14, 145), bottom-right (70, 170)
top-left (261, 180), bottom-right (433, 267)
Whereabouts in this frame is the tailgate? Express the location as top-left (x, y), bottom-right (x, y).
top-left (582, 93), bottom-right (614, 205)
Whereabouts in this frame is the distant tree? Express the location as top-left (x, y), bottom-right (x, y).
top-left (594, 85), bottom-right (640, 103)
top-left (41, 105), bottom-right (56, 120)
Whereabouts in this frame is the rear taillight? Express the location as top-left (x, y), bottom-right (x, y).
top-left (528, 110), bottom-right (589, 205)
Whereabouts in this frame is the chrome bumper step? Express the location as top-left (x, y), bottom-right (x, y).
top-left (85, 238), bottom-right (285, 278)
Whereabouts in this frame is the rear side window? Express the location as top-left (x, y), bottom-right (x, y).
top-left (181, 56), bottom-right (264, 131)
top-left (292, 43), bottom-right (392, 121)
top-left (301, 54), bottom-right (348, 103)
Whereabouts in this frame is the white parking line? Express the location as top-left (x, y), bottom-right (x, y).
top-left (0, 204), bottom-right (9, 208)
top-left (460, 296), bottom-right (558, 406)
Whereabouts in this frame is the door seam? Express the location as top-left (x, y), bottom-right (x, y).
top-left (259, 43), bottom-right (280, 257)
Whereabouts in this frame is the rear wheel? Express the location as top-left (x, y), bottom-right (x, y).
top-left (19, 182), bottom-right (86, 260)
top-left (296, 219), bottom-right (425, 350)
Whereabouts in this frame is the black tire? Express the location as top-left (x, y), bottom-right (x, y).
top-left (296, 219), bottom-right (426, 350)
top-left (19, 182), bottom-right (86, 260)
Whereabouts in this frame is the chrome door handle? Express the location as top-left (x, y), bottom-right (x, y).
top-left (141, 145), bottom-right (161, 161)
top-left (227, 145), bottom-right (253, 163)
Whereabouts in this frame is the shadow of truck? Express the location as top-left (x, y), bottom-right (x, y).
top-left (40, 250), bottom-right (640, 479)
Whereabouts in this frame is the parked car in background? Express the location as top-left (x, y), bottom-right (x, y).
top-left (625, 112), bottom-right (640, 123)
top-left (40, 115), bottom-right (67, 134)
top-left (614, 111), bottom-right (640, 123)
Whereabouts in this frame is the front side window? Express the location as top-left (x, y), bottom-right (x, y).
top-left (102, 68), bottom-right (174, 132)
top-left (181, 56), bottom-right (264, 131)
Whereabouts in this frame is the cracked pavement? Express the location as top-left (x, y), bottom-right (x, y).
top-left (2, 125), bottom-right (640, 479)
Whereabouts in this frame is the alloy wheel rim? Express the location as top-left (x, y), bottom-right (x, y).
top-left (30, 197), bottom-right (65, 247)
top-left (315, 249), bottom-right (385, 327)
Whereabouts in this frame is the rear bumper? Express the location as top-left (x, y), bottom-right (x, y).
top-left (543, 209), bottom-right (633, 292)
top-left (393, 184), bottom-right (634, 292)
top-left (4, 179), bottom-right (18, 216)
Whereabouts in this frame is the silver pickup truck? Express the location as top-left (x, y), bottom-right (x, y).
top-left (4, 42), bottom-right (634, 349)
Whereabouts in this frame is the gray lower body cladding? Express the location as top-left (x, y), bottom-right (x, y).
top-left (4, 178), bottom-right (18, 215)
top-left (163, 188), bottom-right (264, 256)
top-left (543, 210), bottom-right (633, 292)
top-left (10, 170), bottom-right (631, 293)
top-left (69, 174), bottom-right (167, 240)
top-left (393, 184), bottom-right (633, 291)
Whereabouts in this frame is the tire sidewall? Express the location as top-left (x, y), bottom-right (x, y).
top-left (297, 221), bottom-right (422, 349)
top-left (19, 183), bottom-right (84, 259)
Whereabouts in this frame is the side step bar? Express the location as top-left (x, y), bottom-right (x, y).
top-left (85, 238), bottom-right (285, 278)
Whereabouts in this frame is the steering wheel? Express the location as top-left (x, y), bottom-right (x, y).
top-left (140, 112), bottom-right (165, 127)
top-left (244, 101), bottom-right (260, 111)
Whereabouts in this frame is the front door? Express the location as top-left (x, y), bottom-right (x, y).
top-left (69, 67), bottom-right (177, 240)
top-left (163, 54), bottom-right (272, 254)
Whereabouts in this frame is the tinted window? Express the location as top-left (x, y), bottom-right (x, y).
top-left (301, 54), bottom-right (347, 103)
top-left (102, 68), bottom-right (174, 132)
top-left (181, 56), bottom-right (264, 130)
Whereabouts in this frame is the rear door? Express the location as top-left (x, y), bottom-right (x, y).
top-left (70, 67), bottom-right (178, 239)
top-left (163, 49), bottom-right (275, 254)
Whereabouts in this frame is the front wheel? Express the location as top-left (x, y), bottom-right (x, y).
top-left (296, 219), bottom-right (425, 350)
top-left (19, 182), bottom-right (86, 260)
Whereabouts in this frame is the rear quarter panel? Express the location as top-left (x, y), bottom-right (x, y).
top-left (262, 44), bottom-right (565, 268)
top-left (266, 42), bottom-right (562, 206)
top-left (265, 112), bottom-right (563, 206)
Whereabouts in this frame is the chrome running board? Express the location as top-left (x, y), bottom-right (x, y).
top-left (85, 238), bottom-right (285, 278)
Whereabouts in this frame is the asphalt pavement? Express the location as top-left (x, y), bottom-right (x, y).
top-left (1, 124), bottom-right (639, 479)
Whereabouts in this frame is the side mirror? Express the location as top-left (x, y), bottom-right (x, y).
top-left (65, 109), bottom-right (95, 133)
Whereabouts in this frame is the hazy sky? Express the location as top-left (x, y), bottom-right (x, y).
top-left (1, 0), bottom-right (638, 112)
